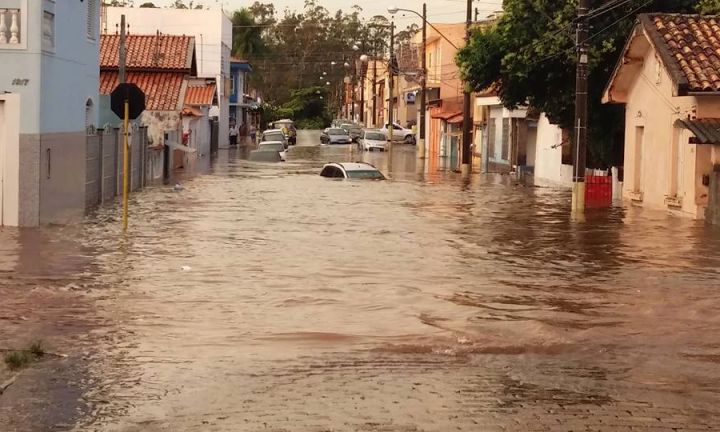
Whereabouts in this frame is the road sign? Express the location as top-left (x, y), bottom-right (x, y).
top-left (111, 83), bottom-right (146, 120)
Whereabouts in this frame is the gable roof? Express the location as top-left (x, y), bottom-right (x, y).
top-left (100, 34), bottom-right (196, 73)
top-left (604, 13), bottom-right (720, 103)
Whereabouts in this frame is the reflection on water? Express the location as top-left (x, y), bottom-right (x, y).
top-left (1, 132), bottom-right (720, 431)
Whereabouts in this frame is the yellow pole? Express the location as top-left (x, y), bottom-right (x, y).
top-left (122, 100), bottom-right (129, 231)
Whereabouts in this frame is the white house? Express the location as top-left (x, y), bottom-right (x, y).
top-left (0, 0), bottom-right (100, 226)
top-left (103, 6), bottom-right (232, 148)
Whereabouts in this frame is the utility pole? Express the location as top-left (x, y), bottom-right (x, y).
top-left (418, 2), bottom-right (427, 159)
top-left (360, 58), bottom-right (365, 125)
top-left (475, 7), bottom-right (480, 22)
top-left (120, 14), bottom-right (129, 231)
top-left (572, 0), bottom-right (589, 212)
top-left (388, 21), bottom-right (395, 146)
top-left (461, 0), bottom-right (472, 176)
top-left (372, 57), bottom-right (377, 127)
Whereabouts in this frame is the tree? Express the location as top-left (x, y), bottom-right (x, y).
top-left (139, 2), bottom-right (157, 7)
top-left (457, 0), bottom-right (708, 167)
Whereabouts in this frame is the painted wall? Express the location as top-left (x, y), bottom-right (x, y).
top-left (105, 6), bottom-right (231, 148)
top-left (0, 0), bottom-right (100, 225)
top-left (0, 94), bottom-right (21, 226)
top-left (532, 114), bottom-right (572, 186)
top-left (622, 45), bottom-right (703, 218)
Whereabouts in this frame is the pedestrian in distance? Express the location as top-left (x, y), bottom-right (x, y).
top-left (229, 123), bottom-right (239, 146)
top-left (249, 124), bottom-right (257, 144)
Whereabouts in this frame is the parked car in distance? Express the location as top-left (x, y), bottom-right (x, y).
top-left (320, 128), bottom-right (353, 144)
top-left (319, 162), bottom-right (386, 180)
top-left (358, 129), bottom-right (387, 152)
top-left (262, 129), bottom-right (289, 149)
top-left (379, 122), bottom-right (415, 144)
top-left (249, 141), bottom-right (286, 162)
top-left (339, 123), bottom-right (363, 142)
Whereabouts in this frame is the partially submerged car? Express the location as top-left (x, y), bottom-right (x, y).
top-left (249, 141), bottom-right (287, 162)
top-left (261, 129), bottom-right (289, 149)
top-left (320, 128), bottom-right (353, 145)
top-left (319, 162), bottom-right (386, 180)
top-left (358, 129), bottom-right (387, 152)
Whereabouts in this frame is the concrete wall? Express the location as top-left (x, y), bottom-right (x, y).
top-left (0, 94), bottom-right (21, 226)
top-left (0, 0), bottom-right (100, 225)
top-left (105, 6), bottom-right (231, 148)
top-left (622, 46), bottom-right (702, 218)
top-left (532, 114), bottom-right (572, 186)
top-left (141, 111), bottom-right (181, 148)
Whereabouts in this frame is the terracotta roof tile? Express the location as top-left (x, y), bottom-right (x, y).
top-left (100, 71), bottom-right (185, 111)
top-left (184, 83), bottom-right (216, 106)
top-left (100, 34), bottom-right (194, 71)
top-left (649, 14), bottom-right (720, 92)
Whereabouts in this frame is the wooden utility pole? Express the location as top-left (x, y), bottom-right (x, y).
top-left (572, 0), bottom-right (589, 212)
top-left (461, 0), bottom-right (472, 176)
top-left (418, 2), bottom-right (427, 158)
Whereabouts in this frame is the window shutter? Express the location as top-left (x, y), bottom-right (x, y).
top-left (87, 0), bottom-right (96, 40)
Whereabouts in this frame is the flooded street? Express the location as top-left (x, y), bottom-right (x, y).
top-left (2, 130), bottom-right (720, 431)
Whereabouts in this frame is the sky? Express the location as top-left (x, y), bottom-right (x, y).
top-left (149, 0), bottom-right (504, 24)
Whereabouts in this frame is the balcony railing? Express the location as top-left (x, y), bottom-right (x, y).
top-left (0, 8), bottom-right (21, 46)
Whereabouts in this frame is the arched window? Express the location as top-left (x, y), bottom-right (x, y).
top-left (85, 98), bottom-right (95, 133)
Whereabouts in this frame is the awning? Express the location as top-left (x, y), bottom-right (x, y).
top-left (182, 106), bottom-right (203, 117)
top-left (431, 109), bottom-right (462, 120)
top-left (447, 113), bottom-right (464, 124)
top-left (167, 141), bottom-right (197, 153)
top-left (675, 118), bottom-right (720, 144)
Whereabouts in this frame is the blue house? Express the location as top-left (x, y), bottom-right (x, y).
top-left (229, 59), bottom-right (255, 130)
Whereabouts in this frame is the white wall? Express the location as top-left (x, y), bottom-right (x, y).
top-left (105, 6), bottom-right (231, 148)
top-left (0, 94), bottom-right (21, 226)
top-left (533, 114), bottom-right (572, 186)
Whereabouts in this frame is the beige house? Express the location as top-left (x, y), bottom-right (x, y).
top-left (603, 13), bottom-right (720, 220)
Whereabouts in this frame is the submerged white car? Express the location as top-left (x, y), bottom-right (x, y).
top-left (253, 141), bottom-right (287, 161)
top-left (358, 129), bottom-right (387, 152)
top-left (319, 162), bottom-right (386, 180)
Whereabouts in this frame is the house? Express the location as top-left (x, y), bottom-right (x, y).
top-left (420, 23), bottom-right (468, 172)
top-left (362, 58), bottom-right (388, 127)
top-left (183, 77), bottom-right (216, 157)
top-left (0, 0), bottom-right (101, 226)
top-left (603, 14), bottom-right (720, 220)
top-left (229, 59), bottom-right (257, 131)
top-left (103, 6), bottom-right (232, 148)
top-left (475, 87), bottom-right (570, 184)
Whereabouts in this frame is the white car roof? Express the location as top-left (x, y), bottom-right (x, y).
top-left (333, 162), bottom-right (379, 171)
top-left (264, 129), bottom-right (284, 134)
top-left (259, 141), bottom-right (285, 146)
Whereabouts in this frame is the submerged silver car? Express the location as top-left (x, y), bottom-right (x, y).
top-left (319, 162), bottom-right (386, 180)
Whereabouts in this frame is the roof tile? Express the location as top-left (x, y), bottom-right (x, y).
top-left (650, 14), bottom-right (720, 92)
top-left (101, 71), bottom-right (185, 111)
top-left (100, 34), bottom-right (194, 71)
top-left (184, 83), bottom-right (216, 106)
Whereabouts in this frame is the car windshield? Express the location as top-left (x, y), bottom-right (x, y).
top-left (263, 132), bottom-right (284, 140)
top-left (259, 143), bottom-right (284, 152)
top-left (346, 170), bottom-right (385, 180)
top-left (328, 129), bottom-right (348, 135)
top-left (365, 132), bottom-right (386, 141)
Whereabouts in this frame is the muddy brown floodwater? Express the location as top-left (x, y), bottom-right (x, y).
top-left (2, 130), bottom-right (720, 432)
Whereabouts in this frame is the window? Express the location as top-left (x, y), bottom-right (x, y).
top-left (85, 98), bottom-right (94, 132)
top-left (87, 0), bottom-right (97, 40)
top-left (230, 75), bottom-right (236, 96)
top-left (42, 11), bottom-right (54, 51)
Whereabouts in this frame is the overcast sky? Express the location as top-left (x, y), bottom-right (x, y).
top-left (150, 0), bottom-right (504, 24)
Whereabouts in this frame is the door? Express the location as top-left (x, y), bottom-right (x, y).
top-left (634, 126), bottom-right (644, 192)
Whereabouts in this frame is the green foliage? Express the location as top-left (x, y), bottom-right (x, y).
top-left (698, 0), bottom-right (720, 14)
top-left (3, 351), bottom-right (31, 371)
top-left (138, 2), bottom-right (157, 7)
top-left (457, 0), bottom-right (704, 167)
top-left (29, 341), bottom-right (45, 358)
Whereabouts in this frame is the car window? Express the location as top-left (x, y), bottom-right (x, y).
top-left (365, 132), bottom-right (386, 140)
top-left (334, 168), bottom-right (346, 178)
top-left (264, 132), bottom-right (284, 140)
top-left (328, 129), bottom-right (348, 135)
top-left (346, 170), bottom-right (385, 180)
top-left (259, 143), bottom-right (284, 152)
top-left (320, 166), bottom-right (334, 177)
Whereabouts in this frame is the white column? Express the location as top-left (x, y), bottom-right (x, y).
top-left (0, 11), bottom-right (8, 44)
top-left (9, 9), bottom-right (18, 44)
